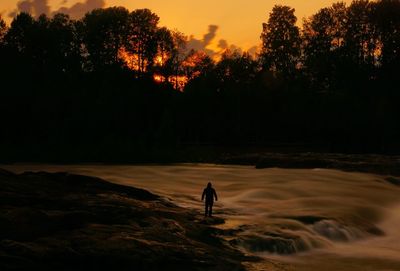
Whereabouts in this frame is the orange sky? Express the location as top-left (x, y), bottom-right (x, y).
top-left (1, 0), bottom-right (353, 51)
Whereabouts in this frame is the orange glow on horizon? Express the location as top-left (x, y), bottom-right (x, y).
top-left (169, 75), bottom-right (188, 91)
top-left (153, 74), bottom-right (188, 91)
top-left (153, 74), bottom-right (164, 83)
top-left (107, 0), bottom-right (353, 51)
top-left (154, 55), bottom-right (164, 66)
top-left (118, 48), bottom-right (137, 71)
top-left (2, 0), bottom-right (353, 51)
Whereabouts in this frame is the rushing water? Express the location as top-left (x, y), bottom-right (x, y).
top-left (4, 164), bottom-right (400, 270)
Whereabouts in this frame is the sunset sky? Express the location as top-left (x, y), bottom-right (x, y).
top-left (1, 0), bottom-right (352, 52)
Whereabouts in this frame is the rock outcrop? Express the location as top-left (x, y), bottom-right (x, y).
top-left (0, 169), bottom-right (248, 271)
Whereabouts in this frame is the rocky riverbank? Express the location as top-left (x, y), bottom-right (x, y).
top-left (0, 168), bottom-right (251, 271)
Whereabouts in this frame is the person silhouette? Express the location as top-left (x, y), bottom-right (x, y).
top-left (201, 182), bottom-right (218, 217)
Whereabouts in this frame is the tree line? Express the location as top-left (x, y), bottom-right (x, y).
top-left (0, 0), bottom-right (399, 162)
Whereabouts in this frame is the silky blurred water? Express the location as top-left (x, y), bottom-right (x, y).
top-left (4, 164), bottom-right (400, 270)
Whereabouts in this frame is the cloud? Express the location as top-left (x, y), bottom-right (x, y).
top-left (33, 0), bottom-right (50, 15)
top-left (247, 46), bottom-right (259, 56)
top-left (218, 39), bottom-right (260, 57)
top-left (54, 0), bottom-right (105, 19)
top-left (218, 39), bottom-right (228, 50)
top-left (9, 0), bottom-right (50, 18)
top-left (187, 25), bottom-right (257, 59)
top-left (218, 39), bottom-right (241, 54)
top-left (187, 24), bottom-right (219, 57)
top-left (203, 25), bottom-right (218, 45)
top-left (9, 0), bottom-right (105, 19)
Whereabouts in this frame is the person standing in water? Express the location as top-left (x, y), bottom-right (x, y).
top-left (202, 182), bottom-right (218, 217)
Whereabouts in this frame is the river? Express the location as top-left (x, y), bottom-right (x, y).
top-left (4, 164), bottom-right (400, 270)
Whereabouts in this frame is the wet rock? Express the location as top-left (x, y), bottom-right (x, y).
top-left (199, 216), bottom-right (225, 225)
top-left (312, 220), bottom-right (364, 241)
top-left (0, 169), bottom-right (249, 271)
top-left (232, 232), bottom-right (313, 254)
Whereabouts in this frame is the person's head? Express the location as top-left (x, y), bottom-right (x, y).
top-left (207, 182), bottom-right (212, 188)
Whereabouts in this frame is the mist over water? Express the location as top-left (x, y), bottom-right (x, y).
top-left (5, 164), bottom-right (400, 270)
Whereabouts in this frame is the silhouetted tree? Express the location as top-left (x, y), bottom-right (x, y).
top-left (183, 50), bottom-right (214, 81)
top-left (153, 27), bottom-right (174, 81)
top-left (329, 3), bottom-right (348, 49)
top-left (372, 0), bottom-right (400, 74)
top-left (166, 30), bottom-right (188, 89)
top-left (125, 9), bottom-right (160, 75)
top-left (0, 16), bottom-right (6, 45)
top-left (4, 13), bottom-right (81, 75)
top-left (45, 13), bottom-right (81, 73)
top-left (80, 7), bottom-right (130, 70)
top-left (4, 12), bottom-right (36, 54)
top-left (261, 5), bottom-right (301, 78)
top-left (215, 50), bottom-right (258, 86)
top-left (345, 0), bottom-right (377, 68)
top-left (302, 3), bottom-right (347, 91)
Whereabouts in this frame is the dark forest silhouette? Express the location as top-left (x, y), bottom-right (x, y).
top-left (0, 0), bottom-right (399, 163)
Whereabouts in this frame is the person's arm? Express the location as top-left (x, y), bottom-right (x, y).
top-left (214, 189), bottom-right (218, 201)
top-left (202, 189), bottom-right (205, 201)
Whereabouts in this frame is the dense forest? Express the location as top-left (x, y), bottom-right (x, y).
top-left (0, 0), bottom-right (399, 162)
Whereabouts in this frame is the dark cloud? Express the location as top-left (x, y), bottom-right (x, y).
top-left (187, 24), bottom-right (219, 57)
top-left (9, 0), bottom-right (50, 18)
top-left (218, 39), bottom-right (244, 55)
top-left (16, 1), bottom-right (34, 14)
top-left (247, 46), bottom-right (259, 57)
top-left (34, 0), bottom-right (50, 15)
top-left (54, 0), bottom-right (105, 19)
top-left (187, 25), bottom-right (257, 59)
top-left (218, 39), bottom-right (259, 57)
top-left (203, 25), bottom-right (218, 45)
top-left (218, 39), bottom-right (228, 50)
top-left (229, 44), bottom-right (244, 54)
top-left (9, 0), bottom-right (105, 19)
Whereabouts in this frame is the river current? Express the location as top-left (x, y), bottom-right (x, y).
top-left (4, 164), bottom-right (400, 270)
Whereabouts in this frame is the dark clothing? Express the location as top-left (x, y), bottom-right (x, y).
top-left (205, 201), bottom-right (214, 217)
top-left (202, 187), bottom-right (218, 217)
top-left (202, 187), bottom-right (218, 203)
